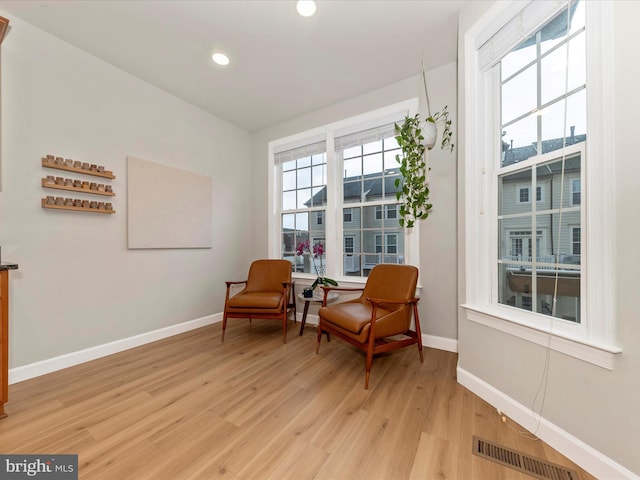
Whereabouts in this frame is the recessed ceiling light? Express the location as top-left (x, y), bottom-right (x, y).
top-left (212, 52), bottom-right (230, 66)
top-left (296, 0), bottom-right (317, 17)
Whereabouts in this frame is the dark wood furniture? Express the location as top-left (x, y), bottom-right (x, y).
top-left (1, 263), bottom-right (18, 419)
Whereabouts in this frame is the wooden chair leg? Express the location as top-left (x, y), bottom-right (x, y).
top-left (221, 313), bottom-right (227, 342)
top-left (282, 313), bottom-right (287, 344)
top-left (413, 303), bottom-right (424, 363)
top-left (316, 323), bottom-right (322, 354)
top-left (364, 340), bottom-right (375, 390)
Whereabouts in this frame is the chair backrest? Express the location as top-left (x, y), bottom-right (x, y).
top-left (245, 259), bottom-right (292, 292)
top-left (362, 264), bottom-right (418, 302)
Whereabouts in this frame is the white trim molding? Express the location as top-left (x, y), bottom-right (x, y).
top-left (9, 314), bottom-right (221, 384)
top-left (458, 366), bottom-right (640, 480)
top-left (462, 0), bottom-right (620, 365)
top-left (464, 304), bottom-right (621, 370)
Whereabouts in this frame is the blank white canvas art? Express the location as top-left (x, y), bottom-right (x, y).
top-left (127, 156), bottom-right (213, 249)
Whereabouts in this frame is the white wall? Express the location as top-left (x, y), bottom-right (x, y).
top-left (458, 1), bottom-right (640, 477)
top-left (0, 13), bottom-right (252, 368)
top-left (251, 63), bottom-right (458, 344)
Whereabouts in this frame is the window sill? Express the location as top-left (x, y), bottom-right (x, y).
top-left (462, 304), bottom-right (621, 370)
top-left (292, 273), bottom-right (423, 293)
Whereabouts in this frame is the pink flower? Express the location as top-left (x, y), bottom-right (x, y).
top-left (296, 240), bottom-right (309, 256)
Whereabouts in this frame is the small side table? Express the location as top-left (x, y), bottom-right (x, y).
top-left (298, 290), bottom-right (339, 335)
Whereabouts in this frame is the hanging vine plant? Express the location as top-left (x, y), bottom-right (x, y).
top-left (394, 114), bottom-right (431, 228)
top-left (394, 62), bottom-right (454, 228)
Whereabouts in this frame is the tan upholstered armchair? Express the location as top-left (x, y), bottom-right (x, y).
top-left (221, 259), bottom-right (294, 343)
top-left (316, 264), bottom-right (423, 388)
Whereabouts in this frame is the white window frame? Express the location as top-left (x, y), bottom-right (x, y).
top-left (462, 0), bottom-right (620, 369)
top-left (268, 99), bottom-right (421, 286)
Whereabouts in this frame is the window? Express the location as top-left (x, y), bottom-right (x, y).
top-left (376, 204), bottom-right (398, 219)
top-left (270, 100), bottom-right (419, 282)
top-left (518, 186), bottom-right (530, 204)
top-left (571, 227), bottom-right (581, 255)
top-left (498, 1), bottom-right (585, 323)
top-left (463, 0), bottom-right (619, 367)
top-left (344, 236), bottom-right (355, 254)
top-left (516, 185), bottom-right (543, 204)
top-left (276, 141), bottom-right (327, 275)
top-left (572, 178), bottom-right (581, 205)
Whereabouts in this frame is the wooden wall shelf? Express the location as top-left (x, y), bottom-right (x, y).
top-left (42, 158), bottom-right (116, 179)
top-left (41, 199), bottom-right (115, 214)
top-left (41, 179), bottom-right (115, 197)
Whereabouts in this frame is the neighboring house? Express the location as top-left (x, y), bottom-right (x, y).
top-left (499, 131), bottom-right (585, 320)
top-left (284, 171), bottom-right (405, 277)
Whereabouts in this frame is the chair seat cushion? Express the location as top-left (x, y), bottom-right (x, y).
top-left (318, 302), bottom-right (392, 335)
top-left (228, 291), bottom-right (283, 310)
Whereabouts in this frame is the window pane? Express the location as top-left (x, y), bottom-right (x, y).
top-left (344, 207), bottom-right (360, 228)
top-left (540, 1), bottom-right (585, 55)
top-left (282, 170), bottom-right (296, 191)
top-left (312, 164), bottom-right (326, 187)
top-left (282, 213), bottom-right (295, 231)
top-left (502, 42), bottom-right (536, 80)
top-left (295, 212), bottom-right (308, 231)
top-left (340, 135), bottom-right (402, 205)
top-left (344, 157), bottom-right (361, 178)
top-left (383, 149), bottom-right (400, 171)
top-left (297, 188), bottom-right (312, 209)
top-left (282, 191), bottom-right (296, 210)
top-left (541, 33), bottom-right (586, 105)
top-left (341, 204), bottom-right (403, 277)
top-left (502, 64), bottom-right (537, 124)
top-left (311, 186), bottom-right (327, 207)
top-left (363, 178), bottom-right (382, 202)
top-left (311, 152), bottom-right (326, 166)
top-left (541, 90), bottom-right (586, 155)
top-left (282, 159), bottom-right (296, 172)
top-left (501, 114), bottom-right (538, 166)
top-left (297, 156), bottom-right (311, 168)
top-left (497, 0), bottom-right (585, 326)
top-left (280, 148), bottom-right (328, 222)
top-left (499, 169), bottom-right (532, 216)
top-left (363, 205), bottom-right (378, 228)
top-left (343, 146), bottom-right (361, 159)
top-left (363, 153), bottom-right (383, 176)
top-left (363, 140), bottom-right (382, 155)
top-left (384, 136), bottom-right (400, 150)
top-left (343, 180), bottom-right (360, 204)
top-left (297, 167), bottom-right (311, 189)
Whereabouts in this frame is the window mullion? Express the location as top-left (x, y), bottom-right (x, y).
top-left (325, 132), bottom-right (339, 279)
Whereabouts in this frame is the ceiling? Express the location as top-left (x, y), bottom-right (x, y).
top-left (0, 0), bottom-right (467, 132)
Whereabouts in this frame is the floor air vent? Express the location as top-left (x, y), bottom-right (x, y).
top-left (472, 436), bottom-right (580, 480)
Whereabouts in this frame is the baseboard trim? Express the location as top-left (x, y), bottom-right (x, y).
top-left (9, 313), bottom-right (222, 385)
top-left (423, 333), bottom-right (458, 353)
top-left (457, 366), bottom-right (639, 480)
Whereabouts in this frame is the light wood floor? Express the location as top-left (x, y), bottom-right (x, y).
top-left (1, 320), bottom-right (596, 480)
